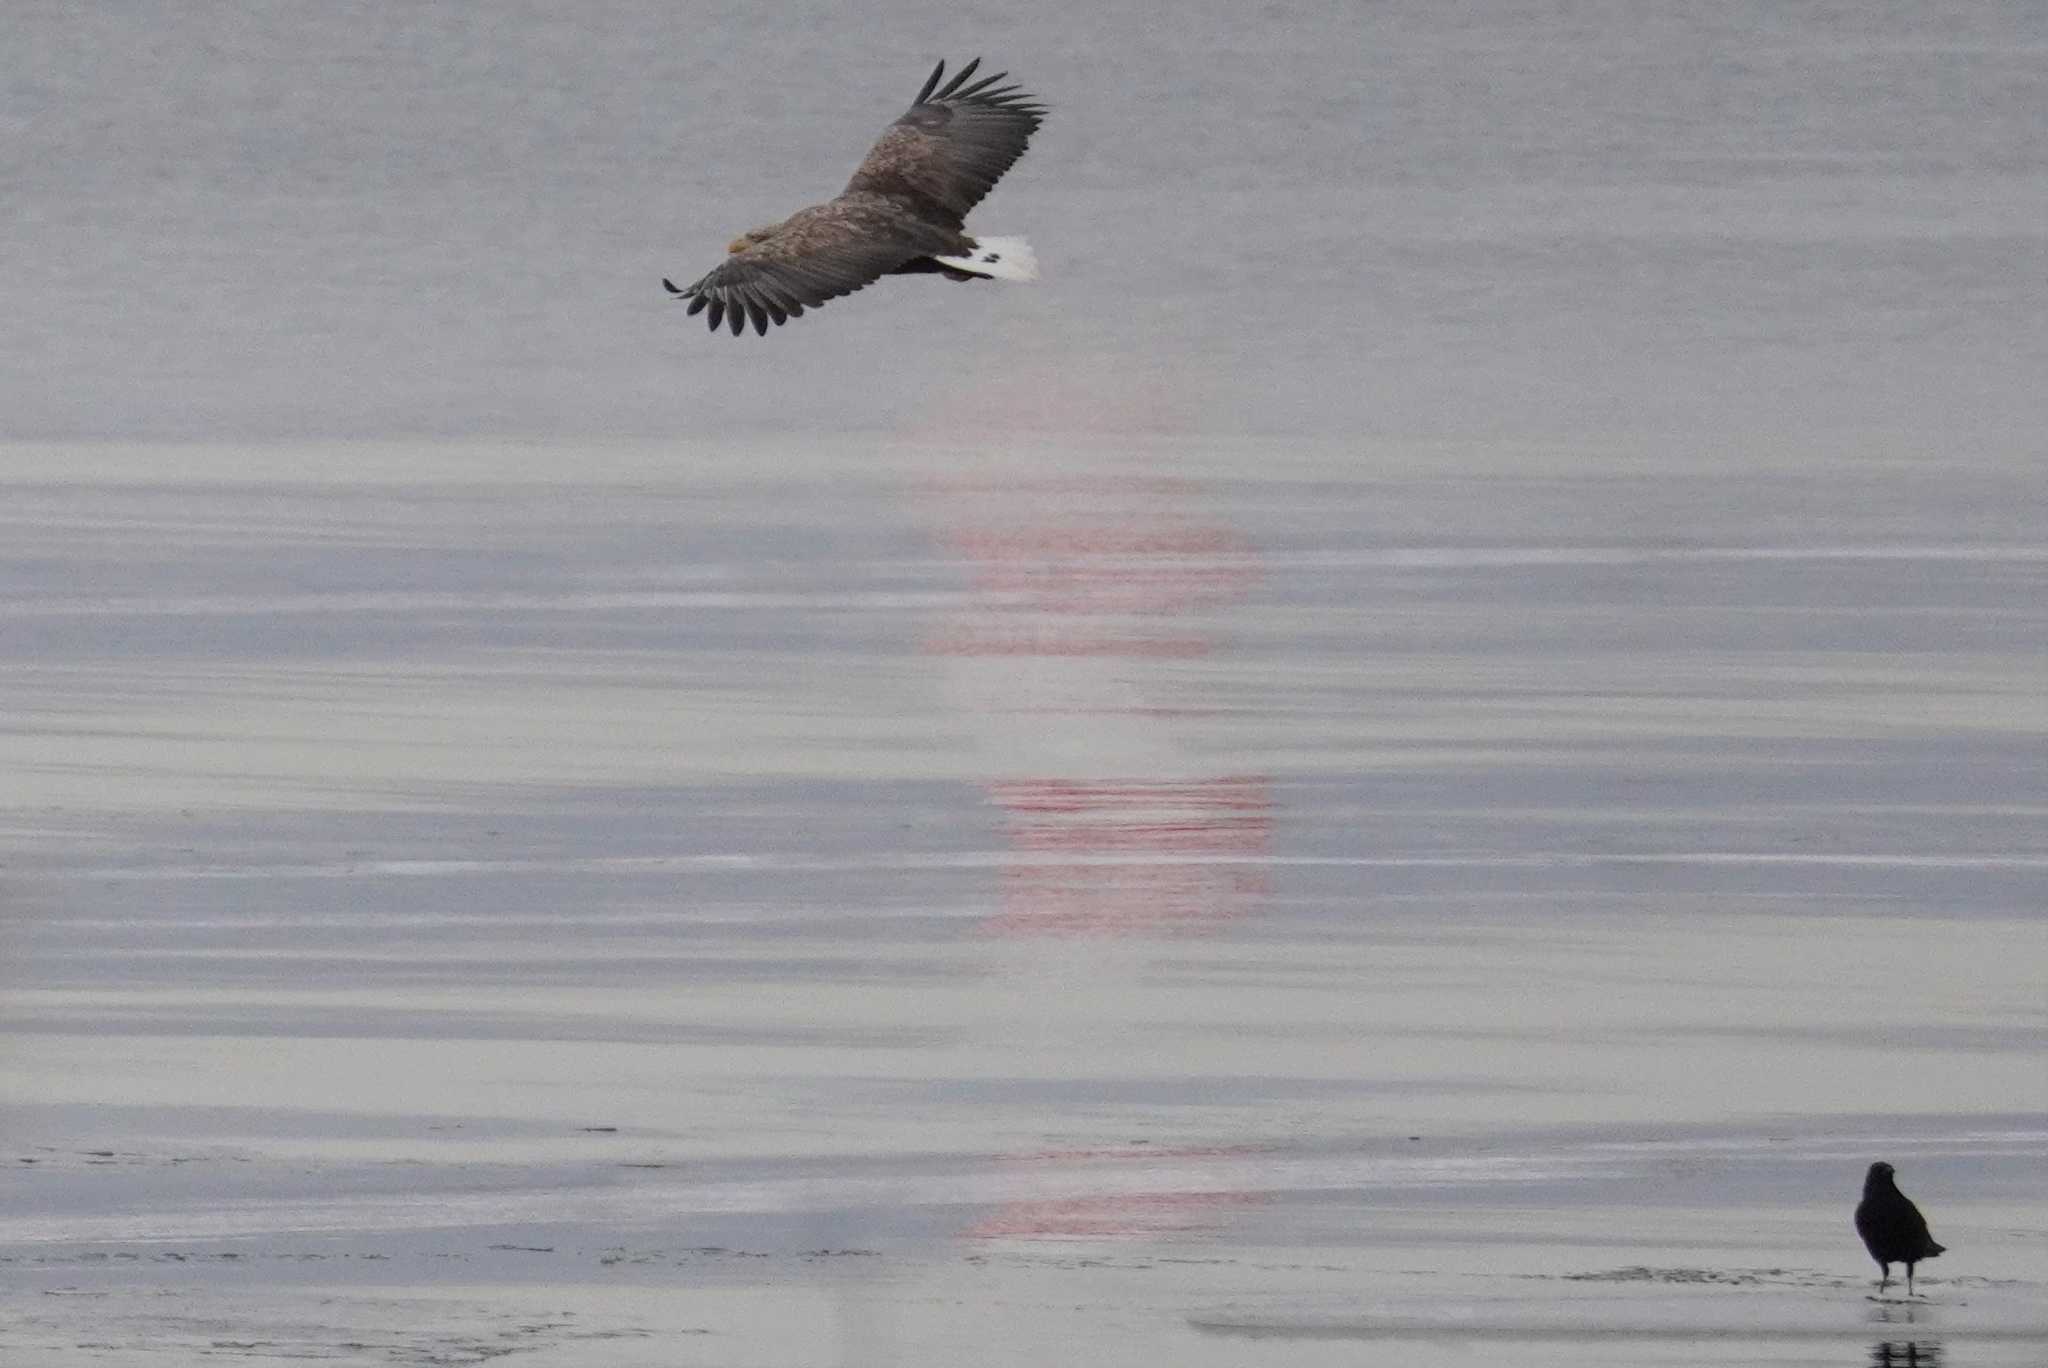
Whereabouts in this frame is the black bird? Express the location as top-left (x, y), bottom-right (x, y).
top-left (1855, 1161), bottom-right (1945, 1296)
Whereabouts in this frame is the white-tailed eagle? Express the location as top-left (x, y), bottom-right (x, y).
top-left (663, 58), bottom-right (1046, 336)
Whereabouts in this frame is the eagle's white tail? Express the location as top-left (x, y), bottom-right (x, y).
top-left (935, 235), bottom-right (1037, 282)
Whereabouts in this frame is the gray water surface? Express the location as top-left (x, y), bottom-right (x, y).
top-left (4, 436), bottom-right (2043, 1365)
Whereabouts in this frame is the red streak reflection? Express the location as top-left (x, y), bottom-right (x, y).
top-left (965, 1190), bottom-right (1262, 1239)
top-left (986, 776), bottom-right (1272, 937)
top-left (919, 469), bottom-right (1273, 937)
top-left (965, 1144), bottom-right (1268, 1241)
top-left (917, 474), bottom-right (1259, 653)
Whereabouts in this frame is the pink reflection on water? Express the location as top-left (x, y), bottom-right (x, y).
top-left (986, 776), bottom-right (1272, 937)
top-left (916, 469), bottom-right (1270, 937)
top-left (916, 472), bottom-right (1258, 660)
top-left (965, 1189), bottom-right (1264, 1239)
top-left (922, 628), bottom-right (1211, 657)
top-left (965, 1144), bottom-right (1269, 1241)
top-left (940, 523), bottom-right (1256, 618)
top-left (915, 448), bottom-right (1273, 1251)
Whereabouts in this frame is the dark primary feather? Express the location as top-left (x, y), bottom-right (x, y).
top-left (845, 57), bottom-right (1048, 228)
top-left (664, 58), bottom-right (1046, 335)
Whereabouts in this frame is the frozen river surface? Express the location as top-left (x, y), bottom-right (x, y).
top-left (6, 0), bottom-right (2048, 1362)
top-left (2, 436), bottom-right (2044, 1366)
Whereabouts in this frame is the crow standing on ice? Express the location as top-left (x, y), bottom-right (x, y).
top-left (1855, 1161), bottom-right (1945, 1297)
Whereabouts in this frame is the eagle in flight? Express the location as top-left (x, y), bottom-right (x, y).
top-left (663, 58), bottom-right (1046, 336)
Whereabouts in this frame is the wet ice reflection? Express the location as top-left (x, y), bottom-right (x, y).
top-left (2, 436), bottom-right (2044, 1364)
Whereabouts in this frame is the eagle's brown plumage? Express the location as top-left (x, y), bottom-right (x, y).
top-left (663, 58), bottom-right (1046, 336)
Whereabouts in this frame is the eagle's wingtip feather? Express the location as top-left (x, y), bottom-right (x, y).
top-left (934, 57), bottom-right (982, 101)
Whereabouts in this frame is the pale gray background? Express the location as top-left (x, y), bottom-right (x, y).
top-left (7, 0), bottom-right (2045, 444)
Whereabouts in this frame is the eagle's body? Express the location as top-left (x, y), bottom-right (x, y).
top-left (665, 59), bottom-right (1046, 335)
top-left (1855, 1162), bottom-right (1945, 1297)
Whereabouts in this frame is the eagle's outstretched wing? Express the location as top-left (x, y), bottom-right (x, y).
top-left (663, 201), bottom-right (936, 336)
top-left (843, 58), bottom-right (1047, 229)
top-left (664, 58), bottom-right (1046, 335)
